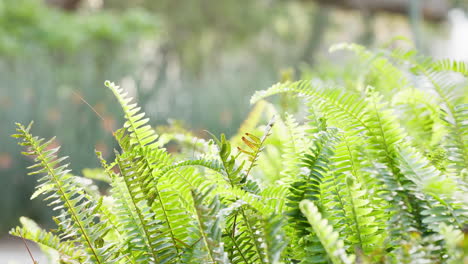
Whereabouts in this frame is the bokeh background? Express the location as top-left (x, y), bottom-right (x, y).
top-left (1, 0), bottom-right (468, 262)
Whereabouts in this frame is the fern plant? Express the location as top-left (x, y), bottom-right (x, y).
top-left (11, 44), bottom-right (468, 264)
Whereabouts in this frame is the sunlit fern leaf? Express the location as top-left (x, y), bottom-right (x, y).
top-left (391, 88), bottom-right (443, 150)
top-left (237, 116), bottom-right (275, 177)
top-left (299, 200), bottom-right (356, 264)
top-left (321, 169), bottom-right (386, 256)
top-left (96, 151), bottom-right (151, 263)
top-left (388, 51), bottom-right (468, 176)
top-left (156, 178), bottom-right (195, 249)
top-left (285, 129), bottom-right (338, 263)
top-left (191, 187), bottom-right (230, 264)
top-left (279, 113), bottom-right (310, 185)
top-left (10, 217), bottom-right (83, 263)
top-left (211, 133), bottom-right (245, 186)
top-left (223, 206), bottom-right (269, 264)
top-left (260, 185), bottom-right (289, 215)
top-left (286, 130), bottom-right (338, 233)
top-left (431, 59), bottom-right (468, 77)
top-left (210, 133), bottom-right (261, 194)
top-left (251, 81), bottom-right (369, 136)
top-left (219, 186), bottom-right (273, 216)
top-left (438, 223), bottom-right (467, 264)
top-left (13, 122), bottom-right (124, 263)
top-left (160, 165), bottom-right (226, 215)
top-left (225, 210), bottom-right (287, 264)
top-left (447, 103), bottom-right (468, 177)
top-left (105, 80), bottom-right (158, 150)
top-left (111, 110), bottom-right (187, 262)
top-left (106, 81), bottom-right (175, 209)
top-left (160, 159), bottom-right (225, 178)
top-left (342, 177), bottom-right (385, 253)
top-left (396, 146), bottom-right (468, 231)
top-left (114, 151), bottom-right (178, 263)
top-left (362, 91), bottom-right (429, 239)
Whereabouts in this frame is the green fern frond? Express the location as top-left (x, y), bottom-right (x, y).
top-left (224, 207), bottom-right (270, 264)
top-left (10, 217), bottom-right (82, 262)
top-left (391, 88), bottom-right (443, 150)
top-left (13, 122), bottom-right (123, 263)
top-left (286, 130), bottom-right (338, 263)
top-left (321, 170), bottom-right (385, 255)
top-left (262, 215), bottom-right (288, 264)
top-left (260, 185), bottom-right (288, 214)
top-left (388, 51), bottom-right (468, 175)
top-left (105, 80), bottom-right (158, 150)
top-left (251, 81), bottom-right (369, 135)
top-left (447, 103), bottom-right (468, 177)
top-left (300, 200), bottom-right (356, 264)
top-left (432, 59), bottom-right (468, 77)
top-left (106, 81), bottom-right (174, 207)
top-left (397, 146), bottom-right (468, 231)
top-left (438, 223), bottom-right (468, 264)
top-left (279, 113), bottom-right (310, 185)
top-left (286, 130), bottom-right (338, 232)
top-left (160, 159), bottom-right (225, 177)
top-left (237, 116), bottom-right (275, 177)
top-left (191, 188), bottom-right (230, 264)
top-left (114, 151), bottom-right (177, 263)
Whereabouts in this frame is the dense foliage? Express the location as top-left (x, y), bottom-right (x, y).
top-left (11, 44), bottom-right (468, 263)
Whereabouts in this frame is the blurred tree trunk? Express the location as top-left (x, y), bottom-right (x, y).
top-left (303, 0), bottom-right (450, 21)
top-left (301, 5), bottom-right (331, 66)
top-left (46, 0), bottom-right (82, 11)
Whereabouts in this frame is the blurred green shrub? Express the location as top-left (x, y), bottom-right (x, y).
top-left (0, 0), bottom-right (157, 55)
top-left (0, 0), bottom-right (159, 233)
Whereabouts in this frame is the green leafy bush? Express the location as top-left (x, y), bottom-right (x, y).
top-left (11, 44), bottom-right (468, 263)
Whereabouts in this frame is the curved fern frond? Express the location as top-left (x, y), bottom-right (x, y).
top-left (363, 92), bottom-right (427, 239)
top-left (286, 130), bottom-right (338, 232)
top-left (321, 169), bottom-right (385, 255)
top-left (13, 122), bottom-right (122, 263)
top-left (223, 206), bottom-right (272, 264)
top-left (115, 151), bottom-right (176, 263)
top-left (251, 81), bottom-right (369, 135)
top-left (279, 113), bottom-right (310, 185)
top-left (388, 51), bottom-right (468, 175)
top-left (160, 159), bottom-right (225, 178)
top-left (191, 188), bottom-right (230, 264)
top-left (432, 59), bottom-right (468, 77)
top-left (237, 116), bottom-right (275, 177)
top-left (300, 200), bottom-right (356, 264)
top-left (286, 129), bottom-right (338, 263)
top-left (396, 146), bottom-right (468, 231)
top-left (10, 217), bottom-right (82, 263)
top-left (105, 81), bottom-right (158, 150)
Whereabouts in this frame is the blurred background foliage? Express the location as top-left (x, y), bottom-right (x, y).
top-left (1, 0), bottom-right (467, 233)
